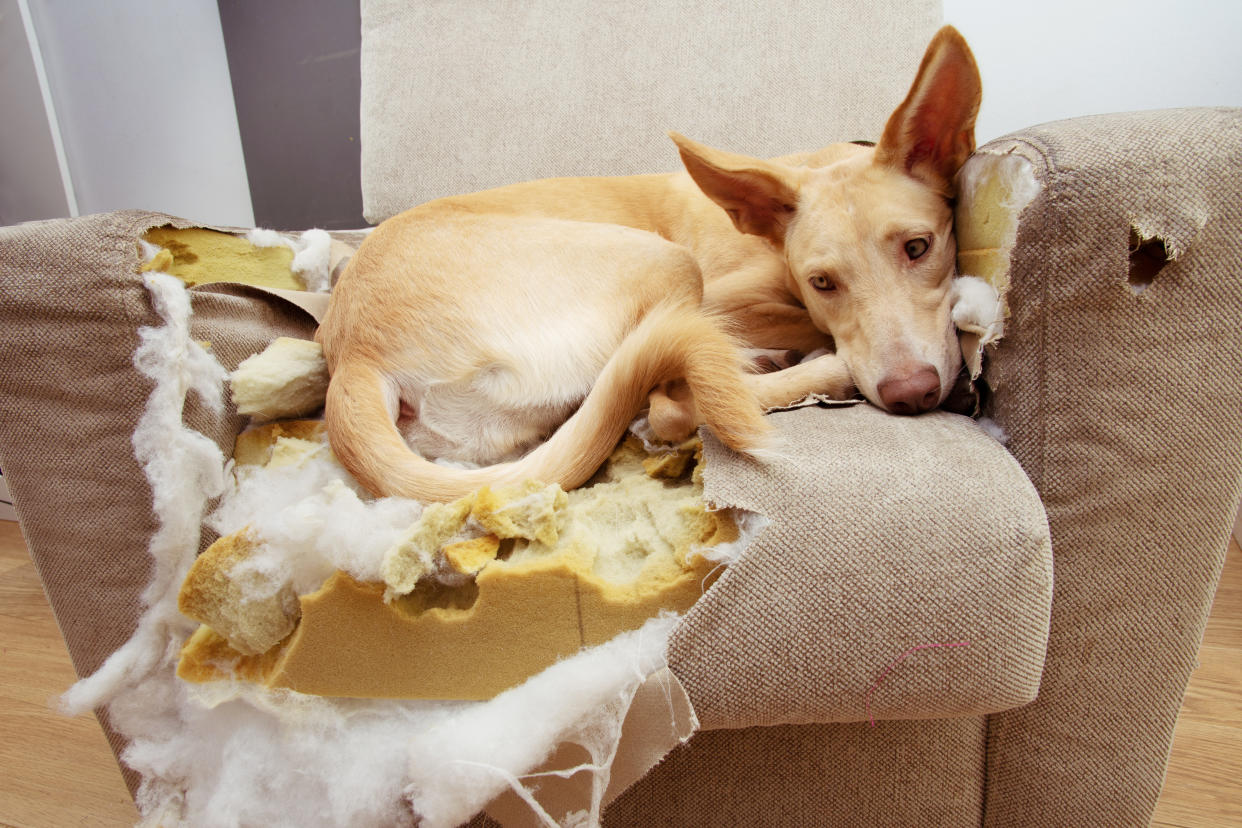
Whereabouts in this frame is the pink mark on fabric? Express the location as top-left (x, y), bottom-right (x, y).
top-left (866, 640), bottom-right (971, 727)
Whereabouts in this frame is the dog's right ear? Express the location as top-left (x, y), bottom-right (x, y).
top-left (874, 26), bottom-right (982, 198)
top-left (671, 132), bottom-right (800, 244)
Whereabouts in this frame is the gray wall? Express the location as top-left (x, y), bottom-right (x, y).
top-left (217, 0), bottom-right (364, 230)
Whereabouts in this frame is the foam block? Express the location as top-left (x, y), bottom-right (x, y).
top-left (178, 426), bottom-right (735, 699)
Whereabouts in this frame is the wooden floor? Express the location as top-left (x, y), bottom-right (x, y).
top-left (0, 518), bottom-right (1238, 827)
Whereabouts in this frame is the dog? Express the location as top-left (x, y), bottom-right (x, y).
top-left (316, 25), bottom-right (982, 503)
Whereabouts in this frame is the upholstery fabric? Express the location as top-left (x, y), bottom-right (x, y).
top-left (358, 0), bottom-right (943, 221)
top-left (604, 717), bottom-right (988, 827)
top-left (676, 403), bottom-right (1052, 731)
top-left (0, 208), bottom-right (1048, 817)
top-left (0, 210), bottom-right (319, 791)
top-left (979, 107), bottom-right (1242, 826)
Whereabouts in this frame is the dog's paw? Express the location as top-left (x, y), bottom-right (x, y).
top-left (744, 348), bottom-right (805, 374)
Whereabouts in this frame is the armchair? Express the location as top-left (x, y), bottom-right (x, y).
top-left (1, 2), bottom-right (1238, 825)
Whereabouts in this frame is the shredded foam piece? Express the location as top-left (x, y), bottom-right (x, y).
top-left (230, 336), bottom-right (330, 422)
top-left (179, 433), bottom-right (738, 700)
top-left (955, 151), bottom-right (1041, 302)
top-left (245, 227), bottom-right (335, 292)
top-left (953, 151), bottom-right (1040, 379)
top-left (142, 226), bottom-right (305, 292)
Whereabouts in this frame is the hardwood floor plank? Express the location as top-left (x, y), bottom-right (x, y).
top-left (0, 521), bottom-right (136, 827)
top-left (1152, 717), bottom-right (1242, 828)
top-left (1201, 537), bottom-right (1242, 649)
top-left (1176, 643), bottom-right (1242, 727)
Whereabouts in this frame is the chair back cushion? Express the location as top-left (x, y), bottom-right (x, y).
top-left (359, 0), bottom-right (942, 221)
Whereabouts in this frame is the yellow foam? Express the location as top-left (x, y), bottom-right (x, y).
top-left (177, 430), bottom-right (731, 699)
top-left (141, 226), bottom-right (303, 290)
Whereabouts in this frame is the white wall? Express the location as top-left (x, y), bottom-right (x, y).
top-left (944, 0), bottom-right (1242, 143)
top-left (944, 0), bottom-right (1242, 545)
top-left (15, 0), bottom-right (252, 226)
top-left (0, 0), bottom-right (71, 224)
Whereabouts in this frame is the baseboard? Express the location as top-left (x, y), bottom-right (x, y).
top-left (1234, 500), bottom-right (1242, 547)
top-left (0, 473), bottom-right (15, 522)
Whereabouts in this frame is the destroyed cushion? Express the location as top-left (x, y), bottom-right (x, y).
top-left (0, 210), bottom-right (1053, 821)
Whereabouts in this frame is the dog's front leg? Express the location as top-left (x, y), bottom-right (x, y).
top-left (647, 352), bottom-right (855, 443)
top-left (745, 352), bottom-right (856, 410)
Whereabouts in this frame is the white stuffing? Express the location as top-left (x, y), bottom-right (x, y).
top-left (245, 227), bottom-right (335, 292)
top-left (950, 275), bottom-right (1004, 345)
top-left (957, 151), bottom-right (1041, 229)
top-left (405, 615), bottom-right (680, 828)
top-left (119, 678), bottom-right (451, 827)
top-left (692, 509), bottom-right (769, 568)
top-left (138, 238), bottom-right (162, 264)
top-left (976, 417), bottom-right (1009, 445)
top-left (209, 443), bottom-right (423, 594)
top-left (60, 274), bottom-right (723, 826)
top-left (62, 270), bottom-right (228, 715)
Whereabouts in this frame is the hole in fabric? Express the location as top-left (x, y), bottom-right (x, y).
top-left (1129, 229), bottom-right (1169, 294)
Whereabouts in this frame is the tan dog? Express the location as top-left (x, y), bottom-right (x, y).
top-left (317, 26), bottom-right (982, 502)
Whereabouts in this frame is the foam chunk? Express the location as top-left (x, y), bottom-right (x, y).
top-left (444, 535), bottom-right (501, 574)
top-left (178, 430), bottom-right (736, 700)
top-left (230, 336), bottom-right (329, 421)
top-left (178, 531), bottom-right (299, 655)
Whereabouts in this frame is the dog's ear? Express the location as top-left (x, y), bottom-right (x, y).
top-left (875, 26), bottom-right (981, 198)
top-left (671, 132), bottom-right (800, 244)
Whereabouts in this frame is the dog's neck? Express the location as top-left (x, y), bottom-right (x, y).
top-left (644, 173), bottom-right (788, 283)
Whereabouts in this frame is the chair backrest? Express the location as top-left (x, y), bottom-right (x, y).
top-left (359, 0), bottom-right (943, 222)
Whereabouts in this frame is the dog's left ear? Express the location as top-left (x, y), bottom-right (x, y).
top-left (671, 132), bottom-right (800, 244)
top-left (875, 26), bottom-right (982, 198)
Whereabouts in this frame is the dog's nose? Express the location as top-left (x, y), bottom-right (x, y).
top-left (877, 365), bottom-right (941, 415)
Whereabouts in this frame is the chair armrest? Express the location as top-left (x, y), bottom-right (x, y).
top-left (669, 403), bottom-right (1053, 731)
top-left (960, 107), bottom-right (1242, 826)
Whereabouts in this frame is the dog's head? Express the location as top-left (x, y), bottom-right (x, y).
top-left (673, 26), bottom-right (982, 415)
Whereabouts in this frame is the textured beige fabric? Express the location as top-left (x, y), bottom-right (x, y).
top-left (673, 404), bottom-right (1052, 730)
top-left (0, 211), bottom-right (319, 792)
top-left (2, 207), bottom-right (1050, 822)
top-left (604, 717), bottom-right (988, 827)
top-left (980, 107), bottom-right (1242, 827)
top-left (359, 0), bottom-right (943, 221)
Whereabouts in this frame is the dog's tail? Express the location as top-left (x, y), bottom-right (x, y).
top-left (324, 302), bottom-right (769, 502)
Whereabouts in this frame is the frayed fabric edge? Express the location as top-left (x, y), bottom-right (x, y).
top-left (58, 272), bottom-right (704, 827)
top-left (62, 271), bottom-right (229, 714)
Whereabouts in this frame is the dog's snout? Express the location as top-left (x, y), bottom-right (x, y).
top-left (877, 365), bottom-right (941, 415)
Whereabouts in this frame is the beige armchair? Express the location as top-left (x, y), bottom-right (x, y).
top-left (1, 2), bottom-right (1238, 825)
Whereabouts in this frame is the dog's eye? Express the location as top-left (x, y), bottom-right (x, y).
top-left (905, 237), bottom-right (931, 260)
top-left (809, 273), bottom-right (836, 292)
